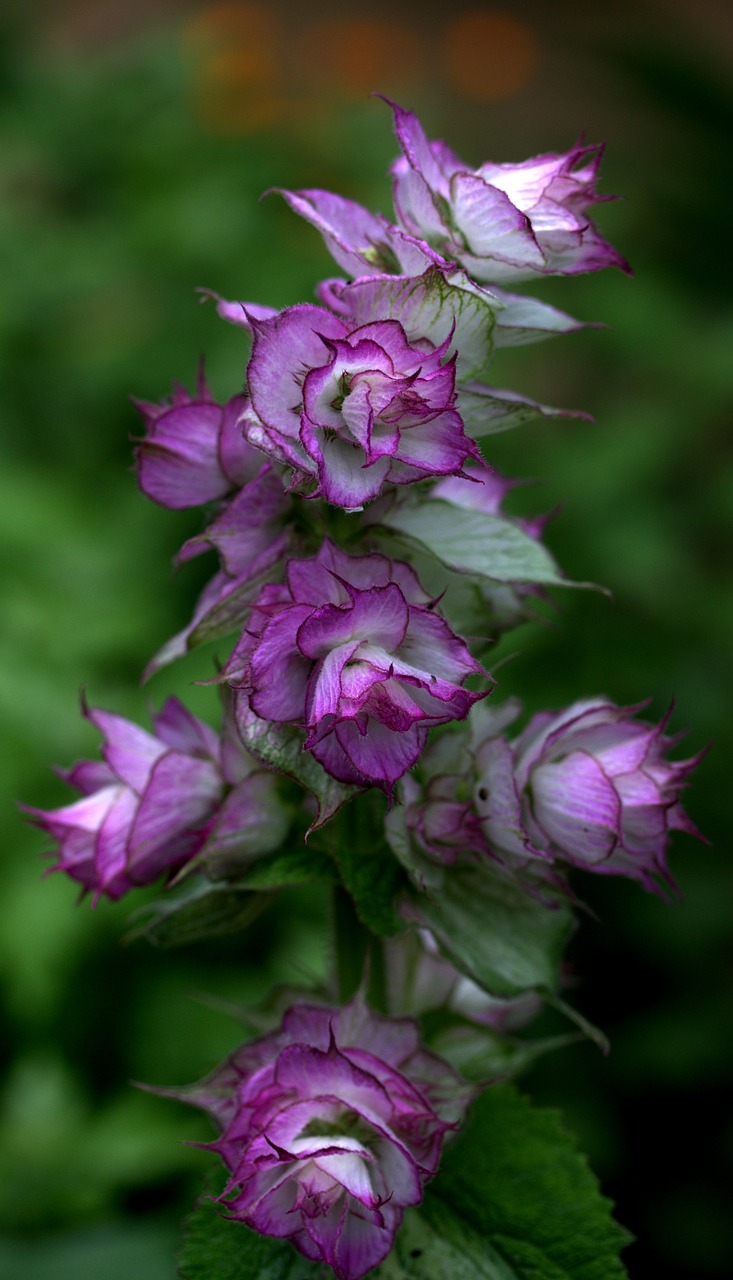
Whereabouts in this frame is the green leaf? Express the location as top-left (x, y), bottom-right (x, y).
top-left (433, 1086), bottom-right (631, 1280)
top-left (403, 862), bottom-right (573, 997)
top-left (126, 875), bottom-right (273, 947)
top-left (377, 1197), bottom-right (518, 1279)
top-left (235, 702), bottom-right (360, 832)
top-left (242, 846), bottom-right (336, 891)
top-left (456, 383), bottom-right (588, 437)
top-left (381, 500), bottom-right (568, 586)
top-left (325, 795), bottom-right (408, 937)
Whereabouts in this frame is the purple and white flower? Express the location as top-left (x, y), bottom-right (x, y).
top-left (226, 540), bottom-right (490, 790)
top-left (25, 697), bottom-right (288, 900)
top-left (473, 699), bottom-right (704, 890)
top-left (273, 187), bottom-right (447, 279)
top-left (386, 99), bottom-right (630, 284)
top-left (275, 185), bottom-right (594, 351)
top-left (166, 997), bottom-right (470, 1280)
top-left (397, 768), bottom-right (486, 869)
top-left (133, 373), bottom-right (263, 509)
top-left (384, 712), bottom-right (562, 904)
top-left (131, 371), bottom-right (293, 677)
top-left (244, 306), bottom-right (481, 508)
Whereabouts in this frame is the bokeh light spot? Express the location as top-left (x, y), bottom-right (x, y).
top-left (297, 17), bottom-right (426, 98)
top-left (184, 1), bottom-right (274, 50)
top-left (184, 2), bottom-right (283, 133)
top-left (444, 10), bottom-right (539, 102)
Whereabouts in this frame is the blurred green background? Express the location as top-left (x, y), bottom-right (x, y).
top-left (1, 2), bottom-right (732, 1277)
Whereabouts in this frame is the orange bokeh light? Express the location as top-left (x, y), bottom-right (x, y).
top-left (444, 10), bottom-right (539, 102)
top-left (296, 16), bottom-right (426, 98)
top-left (184, 1), bottom-right (275, 52)
top-left (184, 2), bottom-right (284, 132)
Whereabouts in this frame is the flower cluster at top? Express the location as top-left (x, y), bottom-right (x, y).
top-left (30, 102), bottom-right (702, 1280)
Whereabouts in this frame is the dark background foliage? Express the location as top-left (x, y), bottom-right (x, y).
top-left (1, 1), bottom-right (731, 1277)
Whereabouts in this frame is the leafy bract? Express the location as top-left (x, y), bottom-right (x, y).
top-left (456, 382), bottom-right (590, 436)
top-left (235, 701), bottom-right (360, 831)
top-left (242, 846), bottom-right (335, 891)
top-left (126, 849), bottom-right (333, 947)
top-left (126, 876), bottom-right (273, 947)
top-left (381, 499), bottom-right (567, 586)
top-left (402, 861), bottom-right (573, 998)
top-left (334, 267), bottom-right (496, 381)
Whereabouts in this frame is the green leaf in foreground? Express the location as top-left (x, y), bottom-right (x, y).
top-left (432, 1086), bottom-right (631, 1280)
top-left (378, 1197), bottom-right (517, 1279)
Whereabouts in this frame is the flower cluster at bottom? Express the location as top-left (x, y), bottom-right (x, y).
top-left (167, 998), bottom-right (470, 1280)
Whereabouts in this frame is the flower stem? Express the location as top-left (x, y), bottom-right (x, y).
top-left (332, 884), bottom-right (387, 1012)
top-left (333, 883), bottom-right (369, 1005)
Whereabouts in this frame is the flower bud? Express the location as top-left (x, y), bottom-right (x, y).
top-left (474, 699), bottom-right (704, 890)
top-left (25, 696), bottom-right (288, 900)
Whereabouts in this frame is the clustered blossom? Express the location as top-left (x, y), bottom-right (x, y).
top-left (29, 96), bottom-right (705, 1280)
top-left (387, 694), bottom-right (703, 896)
top-left (168, 998), bottom-right (470, 1280)
top-left (244, 308), bottom-right (480, 508)
top-left (473, 699), bottom-right (703, 891)
top-left (225, 540), bottom-right (489, 790)
top-left (26, 697), bottom-right (288, 900)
